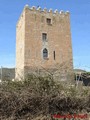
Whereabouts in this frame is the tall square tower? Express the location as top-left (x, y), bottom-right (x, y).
top-left (16, 5), bottom-right (73, 79)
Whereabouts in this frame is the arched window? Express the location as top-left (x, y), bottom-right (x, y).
top-left (43, 48), bottom-right (48, 59)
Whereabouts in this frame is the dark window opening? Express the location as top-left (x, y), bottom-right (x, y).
top-left (43, 48), bottom-right (48, 59)
top-left (53, 51), bottom-right (55, 60)
top-left (47, 18), bottom-right (51, 24)
top-left (42, 33), bottom-right (47, 41)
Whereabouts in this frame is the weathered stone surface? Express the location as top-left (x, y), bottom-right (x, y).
top-left (16, 5), bottom-right (73, 80)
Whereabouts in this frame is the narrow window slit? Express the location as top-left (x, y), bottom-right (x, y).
top-left (53, 51), bottom-right (55, 60)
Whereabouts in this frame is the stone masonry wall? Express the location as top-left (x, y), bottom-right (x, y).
top-left (16, 5), bottom-right (73, 80)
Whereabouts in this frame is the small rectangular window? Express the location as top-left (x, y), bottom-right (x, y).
top-left (47, 18), bottom-right (51, 24)
top-left (42, 33), bottom-right (47, 41)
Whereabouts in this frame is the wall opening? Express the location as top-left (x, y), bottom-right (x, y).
top-left (42, 33), bottom-right (47, 42)
top-left (43, 48), bottom-right (48, 59)
top-left (46, 18), bottom-right (51, 24)
top-left (53, 51), bottom-right (55, 60)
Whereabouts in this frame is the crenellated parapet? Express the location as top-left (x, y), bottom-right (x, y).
top-left (24, 4), bottom-right (70, 15)
top-left (17, 4), bottom-right (70, 27)
top-left (16, 4), bottom-right (73, 81)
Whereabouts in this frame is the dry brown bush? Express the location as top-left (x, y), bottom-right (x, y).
top-left (0, 74), bottom-right (90, 120)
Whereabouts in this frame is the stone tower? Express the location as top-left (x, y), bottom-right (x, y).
top-left (16, 5), bottom-right (73, 80)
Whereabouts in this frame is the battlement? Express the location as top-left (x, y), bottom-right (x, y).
top-left (16, 4), bottom-right (73, 80)
top-left (24, 4), bottom-right (70, 15)
top-left (16, 4), bottom-right (70, 26)
top-left (17, 4), bottom-right (70, 27)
